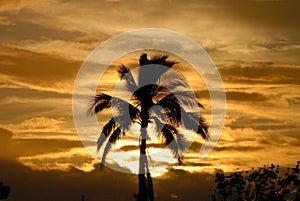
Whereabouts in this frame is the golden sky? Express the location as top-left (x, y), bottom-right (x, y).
top-left (0, 0), bottom-right (300, 200)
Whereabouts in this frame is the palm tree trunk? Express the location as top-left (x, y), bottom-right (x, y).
top-left (138, 127), bottom-right (147, 201)
top-left (138, 105), bottom-right (154, 201)
top-left (147, 173), bottom-right (154, 201)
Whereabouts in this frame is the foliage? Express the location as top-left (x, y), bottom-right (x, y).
top-left (0, 182), bottom-right (10, 200)
top-left (210, 161), bottom-right (300, 201)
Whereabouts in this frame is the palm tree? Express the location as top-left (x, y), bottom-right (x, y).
top-left (89, 53), bottom-right (209, 201)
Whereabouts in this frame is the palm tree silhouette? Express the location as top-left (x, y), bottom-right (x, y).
top-left (89, 53), bottom-right (209, 201)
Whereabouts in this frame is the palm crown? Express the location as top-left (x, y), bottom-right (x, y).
top-left (89, 53), bottom-right (209, 167)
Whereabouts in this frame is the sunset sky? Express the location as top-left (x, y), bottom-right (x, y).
top-left (0, 0), bottom-right (299, 200)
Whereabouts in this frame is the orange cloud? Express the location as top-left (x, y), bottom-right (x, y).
top-left (0, 16), bottom-right (15, 26)
top-left (0, 0), bottom-right (55, 13)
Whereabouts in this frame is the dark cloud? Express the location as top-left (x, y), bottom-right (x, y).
top-left (179, 161), bottom-right (213, 167)
top-left (0, 159), bottom-right (138, 201)
top-left (219, 63), bottom-right (300, 85)
top-left (227, 115), bottom-right (298, 131)
top-left (0, 128), bottom-right (14, 160)
top-left (226, 91), bottom-right (266, 102)
top-left (0, 157), bottom-right (213, 201)
top-left (213, 145), bottom-right (263, 152)
top-left (0, 87), bottom-right (70, 100)
top-left (196, 90), bottom-right (267, 102)
top-left (0, 127), bottom-right (83, 159)
top-left (188, 141), bottom-right (263, 154)
top-left (12, 138), bottom-right (83, 157)
top-left (0, 12), bottom-right (84, 43)
top-left (0, 87), bottom-right (72, 123)
top-left (71, 0), bottom-right (300, 32)
top-left (214, 0), bottom-right (300, 31)
top-left (0, 101), bottom-right (70, 124)
top-left (259, 133), bottom-right (300, 146)
top-left (0, 45), bottom-right (81, 90)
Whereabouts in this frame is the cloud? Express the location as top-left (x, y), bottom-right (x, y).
top-left (226, 91), bottom-right (267, 102)
top-left (13, 138), bottom-right (84, 156)
top-left (213, 145), bottom-right (263, 152)
top-left (219, 0), bottom-right (300, 30)
top-left (0, 127), bottom-right (84, 161)
top-left (196, 90), bottom-right (267, 102)
top-left (0, 95), bottom-right (72, 127)
top-left (227, 115), bottom-right (297, 131)
top-left (0, 87), bottom-right (70, 100)
top-left (0, 45), bottom-right (81, 94)
top-left (0, 117), bottom-right (68, 135)
top-left (1, 0), bottom-right (299, 66)
top-left (0, 0), bottom-right (56, 13)
top-left (259, 133), bottom-right (300, 146)
top-left (0, 17), bottom-right (84, 45)
top-left (0, 159), bottom-right (137, 201)
top-left (0, 128), bottom-right (15, 160)
top-left (8, 117), bottom-right (62, 132)
top-left (0, 156), bottom-right (214, 201)
top-left (18, 147), bottom-right (97, 172)
top-left (219, 63), bottom-right (300, 85)
top-left (0, 16), bottom-right (15, 26)
top-left (0, 128), bottom-right (214, 201)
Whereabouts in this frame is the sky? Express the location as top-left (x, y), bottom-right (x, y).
top-left (0, 0), bottom-right (300, 200)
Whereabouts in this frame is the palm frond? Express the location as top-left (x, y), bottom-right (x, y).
top-left (89, 93), bottom-right (140, 123)
top-left (160, 124), bottom-right (189, 164)
top-left (156, 88), bottom-right (203, 109)
top-left (137, 54), bottom-right (177, 86)
top-left (88, 93), bottom-right (112, 115)
top-left (158, 70), bottom-right (189, 89)
top-left (118, 64), bottom-right (137, 92)
top-left (149, 106), bottom-right (166, 124)
top-left (172, 89), bottom-right (204, 109)
top-left (139, 53), bottom-right (178, 68)
top-left (181, 109), bottom-right (209, 139)
top-left (151, 115), bottom-right (165, 135)
top-left (155, 93), bottom-right (181, 126)
top-left (161, 124), bottom-right (179, 158)
top-left (148, 55), bottom-right (178, 68)
top-left (154, 89), bottom-right (205, 130)
top-left (176, 132), bottom-right (189, 153)
top-left (139, 53), bottom-right (148, 66)
top-left (97, 117), bottom-right (116, 151)
top-left (151, 116), bottom-right (186, 162)
top-left (111, 97), bottom-right (141, 130)
top-left (114, 115), bottom-right (133, 132)
top-left (100, 127), bottom-right (122, 168)
top-left (118, 64), bottom-right (130, 78)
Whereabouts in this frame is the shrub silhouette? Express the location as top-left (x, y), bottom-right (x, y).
top-left (0, 182), bottom-right (10, 200)
top-left (210, 161), bottom-right (300, 201)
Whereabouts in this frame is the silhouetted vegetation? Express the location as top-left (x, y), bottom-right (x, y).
top-left (89, 54), bottom-right (208, 201)
top-left (0, 182), bottom-right (10, 200)
top-left (210, 161), bottom-right (300, 201)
